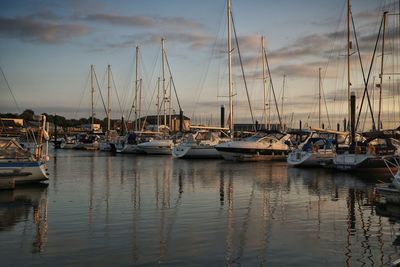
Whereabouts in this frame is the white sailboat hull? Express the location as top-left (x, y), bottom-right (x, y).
top-left (116, 144), bottom-right (144, 154)
top-left (60, 142), bottom-right (75, 149)
top-left (287, 150), bottom-right (335, 167)
top-left (0, 161), bottom-right (49, 184)
top-left (138, 140), bottom-right (174, 155)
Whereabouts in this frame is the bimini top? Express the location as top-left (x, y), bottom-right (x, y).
top-left (244, 132), bottom-right (286, 142)
top-left (0, 138), bottom-right (32, 159)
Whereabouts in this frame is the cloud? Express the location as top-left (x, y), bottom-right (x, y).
top-left (80, 13), bottom-right (209, 51)
top-left (238, 18), bottom-right (399, 78)
top-left (26, 10), bottom-right (62, 21)
top-left (84, 13), bottom-right (203, 30)
top-left (270, 34), bottom-right (331, 61)
top-left (99, 31), bottom-right (211, 51)
top-left (271, 64), bottom-right (322, 78)
top-left (212, 34), bottom-right (262, 56)
top-left (0, 16), bottom-right (89, 43)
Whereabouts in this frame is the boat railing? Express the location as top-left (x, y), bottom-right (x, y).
top-left (374, 146), bottom-right (397, 156)
top-left (383, 156), bottom-right (400, 179)
top-left (335, 142), bottom-right (397, 156)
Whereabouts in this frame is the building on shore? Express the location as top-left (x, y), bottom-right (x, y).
top-left (114, 115), bottom-right (190, 133)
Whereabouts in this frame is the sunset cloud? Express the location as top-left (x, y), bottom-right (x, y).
top-left (101, 31), bottom-right (211, 50)
top-left (84, 13), bottom-right (203, 30)
top-left (0, 16), bottom-right (88, 43)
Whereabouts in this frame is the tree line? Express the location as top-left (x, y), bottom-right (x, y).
top-left (0, 109), bottom-right (107, 128)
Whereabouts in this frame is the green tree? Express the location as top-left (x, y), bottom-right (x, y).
top-left (0, 112), bottom-right (18, 118)
top-left (20, 109), bottom-right (35, 121)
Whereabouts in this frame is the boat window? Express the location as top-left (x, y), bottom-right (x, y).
top-left (244, 133), bottom-right (264, 141)
top-left (369, 138), bottom-right (387, 146)
top-left (271, 133), bottom-right (284, 140)
top-left (259, 137), bottom-right (274, 144)
top-left (391, 138), bottom-right (400, 149)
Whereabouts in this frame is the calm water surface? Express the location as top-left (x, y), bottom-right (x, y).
top-left (1, 149), bottom-right (400, 266)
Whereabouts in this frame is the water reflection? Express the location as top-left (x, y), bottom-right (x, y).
top-left (0, 185), bottom-right (48, 253)
top-left (226, 171), bottom-right (233, 266)
top-left (2, 151), bottom-right (400, 266)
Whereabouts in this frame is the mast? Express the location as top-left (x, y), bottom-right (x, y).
top-left (347, 0), bottom-right (351, 131)
top-left (135, 46), bottom-right (139, 131)
top-left (262, 36), bottom-right (267, 130)
top-left (90, 64), bottom-right (95, 130)
top-left (378, 11), bottom-right (388, 131)
top-left (139, 78), bottom-right (142, 130)
top-left (157, 77), bottom-right (160, 129)
top-left (227, 0), bottom-right (233, 138)
top-left (281, 74), bottom-right (286, 129)
top-left (169, 77), bottom-right (172, 129)
top-left (319, 67), bottom-right (322, 128)
top-left (162, 38), bottom-right (167, 127)
top-left (107, 64), bottom-right (111, 132)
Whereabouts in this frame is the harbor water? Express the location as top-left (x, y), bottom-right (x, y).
top-left (1, 149), bottom-right (400, 266)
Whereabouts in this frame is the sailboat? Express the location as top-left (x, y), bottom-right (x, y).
top-left (99, 64), bottom-right (119, 152)
top-left (73, 65), bottom-right (101, 151)
top-left (174, 0), bottom-right (238, 159)
top-left (0, 115), bottom-right (50, 188)
top-left (334, 128), bottom-right (400, 171)
top-left (332, 8), bottom-right (399, 172)
top-left (287, 128), bottom-right (346, 167)
top-left (215, 25), bottom-right (292, 161)
top-left (60, 135), bottom-right (77, 149)
top-left (116, 46), bottom-right (148, 154)
top-left (288, 69), bottom-right (347, 167)
top-left (172, 125), bottom-right (229, 159)
top-left (137, 38), bottom-right (177, 155)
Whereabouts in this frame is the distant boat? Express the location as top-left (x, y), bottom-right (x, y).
top-left (0, 115), bottom-right (50, 187)
top-left (73, 133), bottom-right (100, 150)
top-left (116, 131), bottom-right (157, 154)
top-left (99, 130), bottom-right (119, 152)
top-left (60, 135), bottom-right (77, 149)
top-left (172, 126), bottom-right (229, 159)
top-left (115, 134), bottom-right (143, 154)
top-left (215, 131), bottom-right (292, 161)
top-left (72, 65), bottom-right (102, 151)
top-left (136, 38), bottom-right (182, 155)
top-left (137, 137), bottom-right (174, 155)
top-left (287, 129), bottom-right (346, 167)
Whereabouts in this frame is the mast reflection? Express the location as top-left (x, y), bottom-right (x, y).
top-left (0, 185), bottom-right (48, 253)
top-left (225, 170), bottom-right (233, 266)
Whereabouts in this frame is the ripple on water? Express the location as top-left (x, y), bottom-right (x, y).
top-left (1, 151), bottom-right (400, 265)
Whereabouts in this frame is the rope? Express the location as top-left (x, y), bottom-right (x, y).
top-left (264, 48), bottom-right (282, 129)
top-left (192, 3), bottom-right (225, 119)
top-left (230, 10), bottom-right (256, 130)
top-left (93, 67), bottom-right (108, 117)
top-left (351, 10), bottom-right (377, 131)
top-left (73, 69), bottom-right (90, 119)
top-left (140, 78), bottom-right (159, 132)
top-left (111, 69), bottom-right (125, 120)
top-left (0, 66), bottom-right (20, 113)
top-left (355, 13), bottom-right (383, 131)
top-left (165, 54), bottom-right (182, 111)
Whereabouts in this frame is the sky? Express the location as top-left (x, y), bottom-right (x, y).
top-left (0, 0), bottom-right (399, 129)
